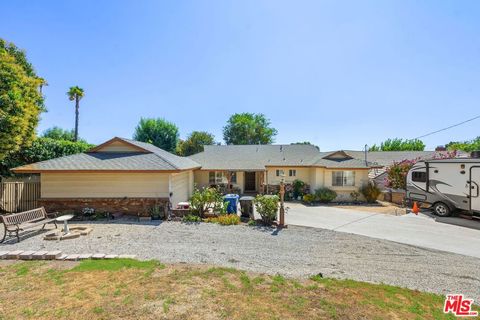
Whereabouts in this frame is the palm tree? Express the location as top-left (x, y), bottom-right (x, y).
top-left (67, 86), bottom-right (85, 142)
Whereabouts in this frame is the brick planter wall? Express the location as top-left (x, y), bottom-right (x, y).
top-left (39, 198), bottom-right (169, 217)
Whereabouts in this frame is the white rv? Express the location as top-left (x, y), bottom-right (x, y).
top-left (406, 157), bottom-right (480, 217)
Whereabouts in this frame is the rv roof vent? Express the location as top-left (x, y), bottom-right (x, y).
top-left (471, 151), bottom-right (480, 159)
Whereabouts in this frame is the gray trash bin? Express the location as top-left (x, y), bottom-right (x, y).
top-left (239, 196), bottom-right (255, 219)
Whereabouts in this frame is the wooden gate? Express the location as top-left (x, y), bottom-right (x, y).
top-left (0, 182), bottom-right (41, 213)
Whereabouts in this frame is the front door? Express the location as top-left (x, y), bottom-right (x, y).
top-left (244, 172), bottom-right (256, 192)
top-left (470, 167), bottom-right (480, 213)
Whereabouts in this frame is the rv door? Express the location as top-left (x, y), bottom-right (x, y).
top-left (470, 167), bottom-right (480, 213)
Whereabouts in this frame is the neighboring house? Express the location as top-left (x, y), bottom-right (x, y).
top-left (189, 145), bottom-right (381, 201)
top-left (12, 137), bottom-right (200, 215)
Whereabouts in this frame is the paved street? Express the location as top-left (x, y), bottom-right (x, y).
top-left (285, 203), bottom-right (480, 258)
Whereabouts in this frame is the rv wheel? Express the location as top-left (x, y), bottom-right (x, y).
top-left (433, 202), bottom-right (451, 217)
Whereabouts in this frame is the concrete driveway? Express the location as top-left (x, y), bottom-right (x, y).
top-left (285, 203), bottom-right (480, 258)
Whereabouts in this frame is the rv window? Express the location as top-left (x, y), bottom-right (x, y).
top-left (412, 171), bottom-right (427, 182)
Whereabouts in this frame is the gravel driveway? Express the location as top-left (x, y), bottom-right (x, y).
top-left (2, 220), bottom-right (479, 301)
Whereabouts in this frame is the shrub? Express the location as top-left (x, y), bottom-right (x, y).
top-left (189, 187), bottom-right (226, 217)
top-left (292, 179), bottom-right (306, 199)
top-left (385, 159), bottom-right (416, 190)
top-left (302, 194), bottom-right (315, 204)
top-left (359, 182), bottom-right (381, 203)
top-left (247, 219), bottom-right (257, 226)
top-left (350, 191), bottom-right (361, 203)
top-left (314, 187), bottom-right (337, 203)
top-left (254, 195), bottom-right (279, 225)
top-left (182, 214), bottom-right (202, 223)
top-left (203, 214), bottom-right (240, 225)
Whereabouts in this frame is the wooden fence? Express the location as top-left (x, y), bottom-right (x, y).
top-left (0, 182), bottom-right (41, 213)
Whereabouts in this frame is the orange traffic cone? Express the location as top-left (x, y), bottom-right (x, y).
top-left (412, 201), bottom-right (419, 215)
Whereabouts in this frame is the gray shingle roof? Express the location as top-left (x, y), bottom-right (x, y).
top-left (12, 137), bottom-right (201, 172)
top-left (189, 145), bottom-right (379, 170)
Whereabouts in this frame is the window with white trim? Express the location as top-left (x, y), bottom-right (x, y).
top-left (289, 169), bottom-right (296, 177)
top-left (276, 169), bottom-right (285, 177)
top-left (332, 171), bottom-right (355, 186)
top-left (209, 171), bottom-right (227, 184)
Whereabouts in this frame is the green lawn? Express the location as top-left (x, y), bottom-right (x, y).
top-left (0, 259), bottom-right (473, 319)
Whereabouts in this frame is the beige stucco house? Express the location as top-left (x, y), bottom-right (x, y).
top-left (12, 137), bottom-right (200, 215)
top-left (189, 145), bottom-right (380, 201)
top-left (12, 137), bottom-right (386, 214)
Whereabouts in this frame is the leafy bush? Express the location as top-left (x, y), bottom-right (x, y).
top-left (314, 187), bottom-right (337, 203)
top-left (189, 187), bottom-right (227, 217)
top-left (0, 137), bottom-right (93, 176)
top-left (203, 214), bottom-right (240, 225)
top-left (182, 214), bottom-right (202, 223)
top-left (359, 182), bottom-right (381, 203)
top-left (254, 195), bottom-right (279, 225)
top-left (350, 191), bottom-right (361, 203)
top-left (292, 179), bottom-right (305, 199)
top-left (247, 219), bottom-right (257, 226)
top-left (302, 194), bottom-right (315, 204)
top-left (385, 159), bottom-right (416, 190)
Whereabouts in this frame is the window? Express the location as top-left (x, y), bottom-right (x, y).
top-left (276, 169), bottom-right (285, 177)
top-left (332, 171), bottom-right (355, 186)
top-left (209, 171), bottom-right (226, 184)
top-left (289, 169), bottom-right (296, 177)
top-left (412, 171), bottom-right (427, 182)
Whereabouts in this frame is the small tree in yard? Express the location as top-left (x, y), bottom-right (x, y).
top-left (254, 194), bottom-right (279, 225)
top-left (189, 187), bottom-right (226, 218)
top-left (385, 159), bottom-right (416, 190)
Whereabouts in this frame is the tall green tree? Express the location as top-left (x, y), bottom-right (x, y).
top-left (177, 131), bottom-right (216, 156)
top-left (223, 113), bottom-right (277, 145)
top-left (42, 126), bottom-right (76, 141)
top-left (133, 118), bottom-right (179, 153)
top-left (446, 136), bottom-right (480, 152)
top-left (369, 138), bottom-right (425, 151)
top-left (0, 38), bottom-right (45, 160)
top-left (0, 137), bottom-right (93, 177)
top-left (291, 141), bottom-right (320, 151)
top-left (67, 86), bottom-right (84, 142)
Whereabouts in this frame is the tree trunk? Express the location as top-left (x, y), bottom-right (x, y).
top-left (74, 97), bottom-right (79, 142)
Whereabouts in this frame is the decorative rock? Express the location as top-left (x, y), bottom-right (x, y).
top-left (104, 254), bottom-right (118, 259)
top-left (32, 251), bottom-right (48, 260)
top-left (91, 254), bottom-right (106, 259)
top-left (64, 254), bottom-right (80, 261)
top-left (118, 254), bottom-right (137, 259)
top-left (0, 251), bottom-right (9, 259)
top-left (45, 251), bottom-right (62, 260)
top-left (19, 251), bottom-right (36, 260)
top-left (6, 251), bottom-right (24, 259)
top-left (78, 254), bottom-right (93, 260)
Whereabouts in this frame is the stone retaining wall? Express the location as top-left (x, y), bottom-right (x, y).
top-left (39, 198), bottom-right (169, 217)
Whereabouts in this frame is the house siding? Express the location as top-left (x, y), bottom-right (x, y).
top-left (41, 172), bottom-right (170, 198)
top-left (266, 167), bottom-right (311, 185)
top-left (95, 140), bottom-right (142, 152)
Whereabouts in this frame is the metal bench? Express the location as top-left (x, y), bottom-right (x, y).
top-left (0, 207), bottom-right (57, 243)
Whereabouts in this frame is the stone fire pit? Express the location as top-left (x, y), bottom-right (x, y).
top-left (44, 226), bottom-right (93, 241)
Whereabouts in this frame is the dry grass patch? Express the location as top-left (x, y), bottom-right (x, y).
top-left (0, 259), bottom-right (473, 319)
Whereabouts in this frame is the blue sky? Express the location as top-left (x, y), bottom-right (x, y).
top-left (1, 0), bottom-right (479, 150)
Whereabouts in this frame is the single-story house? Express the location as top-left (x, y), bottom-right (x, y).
top-left (189, 144), bottom-right (382, 200)
top-left (12, 137), bottom-right (201, 215)
top-left (13, 137), bottom-right (453, 214)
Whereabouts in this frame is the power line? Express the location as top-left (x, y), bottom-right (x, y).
top-left (414, 115), bottom-right (480, 139)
